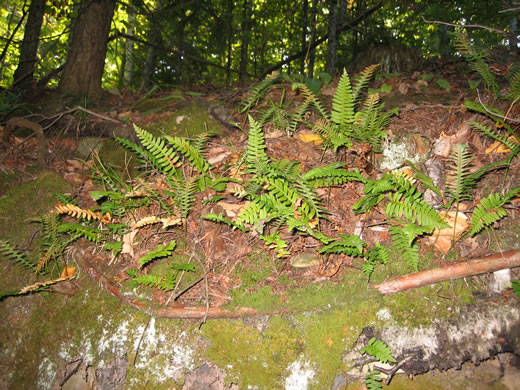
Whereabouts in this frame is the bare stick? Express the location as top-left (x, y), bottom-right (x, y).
top-left (422, 17), bottom-right (506, 35)
top-left (373, 249), bottom-right (520, 295)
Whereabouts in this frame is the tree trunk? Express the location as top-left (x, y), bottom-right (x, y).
top-left (143, 0), bottom-right (164, 88)
top-left (239, 0), bottom-right (252, 82)
top-left (123, 1), bottom-right (137, 88)
top-left (59, 0), bottom-right (116, 101)
top-left (307, 0), bottom-right (319, 79)
top-left (300, 0), bottom-right (308, 74)
top-left (325, 0), bottom-right (338, 74)
top-left (225, 0), bottom-right (234, 83)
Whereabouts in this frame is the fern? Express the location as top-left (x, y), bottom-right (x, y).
top-left (139, 240), bottom-right (176, 268)
top-left (454, 31), bottom-right (499, 97)
top-left (240, 72), bottom-right (282, 113)
top-left (165, 135), bottom-right (213, 174)
top-left (318, 234), bottom-right (366, 256)
top-left (361, 337), bottom-right (396, 364)
top-left (364, 370), bottom-right (383, 390)
top-left (244, 115), bottom-right (270, 173)
top-left (289, 84), bottom-right (329, 133)
top-left (512, 280), bottom-right (520, 297)
top-left (445, 144), bottom-right (474, 207)
top-left (505, 68), bottom-right (520, 101)
top-left (469, 121), bottom-right (518, 151)
top-left (57, 223), bottom-right (101, 243)
top-left (389, 224), bottom-right (425, 271)
top-left (134, 125), bottom-right (182, 175)
top-left (470, 187), bottom-right (520, 236)
top-left (301, 163), bottom-right (366, 187)
top-left (362, 243), bottom-right (390, 278)
top-left (331, 69), bottom-right (356, 127)
top-left (0, 239), bottom-right (37, 271)
top-left (385, 192), bottom-right (448, 230)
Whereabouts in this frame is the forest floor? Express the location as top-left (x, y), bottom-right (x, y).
top-left (1, 61), bottom-right (519, 389)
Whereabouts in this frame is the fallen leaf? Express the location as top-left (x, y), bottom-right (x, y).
top-left (60, 266), bottom-right (77, 278)
top-left (430, 211), bottom-right (469, 254)
top-left (485, 136), bottom-right (519, 154)
top-left (297, 133), bottom-right (323, 145)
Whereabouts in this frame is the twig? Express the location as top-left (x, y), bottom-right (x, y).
top-left (477, 89), bottom-right (520, 123)
top-left (171, 273), bottom-right (207, 301)
top-left (133, 316), bottom-right (151, 367)
top-left (374, 356), bottom-right (413, 385)
top-left (422, 17), bottom-right (506, 35)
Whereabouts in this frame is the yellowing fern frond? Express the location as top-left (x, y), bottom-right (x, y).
top-left (55, 203), bottom-right (111, 224)
top-left (132, 215), bottom-right (182, 230)
top-left (19, 276), bottom-right (73, 294)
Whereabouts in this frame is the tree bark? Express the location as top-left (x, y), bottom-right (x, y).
top-left (373, 249), bottom-right (520, 294)
top-left (239, 0), bottom-right (253, 82)
top-left (300, 0), bottom-right (308, 74)
top-left (123, 0), bottom-right (137, 88)
top-left (59, 0), bottom-right (116, 101)
top-left (307, 0), bottom-right (318, 79)
top-left (325, 0), bottom-right (338, 74)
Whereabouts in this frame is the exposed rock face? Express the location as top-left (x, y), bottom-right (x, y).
top-left (343, 299), bottom-right (520, 378)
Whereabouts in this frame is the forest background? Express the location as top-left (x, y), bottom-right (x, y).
top-left (0, 0), bottom-right (518, 104)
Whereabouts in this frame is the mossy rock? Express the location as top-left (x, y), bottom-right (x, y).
top-left (144, 101), bottom-right (226, 138)
top-left (0, 170), bottom-right (70, 246)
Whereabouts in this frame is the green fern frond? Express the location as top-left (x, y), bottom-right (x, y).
top-left (318, 234), bottom-right (366, 256)
top-left (470, 121), bottom-right (518, 151)
top-left (362, 243), bottom-right (390, 278)
top-left (406, 161), bottom-right (443, 197)
top-left (240, 72), bottom-right (282, 113)
top-left (0, 239), bottom-right (37, 271)
top-left (131, 274), bottom-right (164, 289)
top-left (470, 187), bottom-right (520, 236)
top-left (57, 223), bottom-right (101, 243)
top-left (364, 370), bottom-right (383, 390)
top-left (385, 192), bottom-right (448, 230)
top-left (454, 31), bottom-right (499, 97)
top-left (139, 240), bottom-right (176, 268)
top-left (203, 213), bottom-right (249, 232)
top-left (331, 69), bottom-right (355, 127)
top-left (389, 224), bottom-right (422, 271)
top-left (244, 115), bottom-right (270, 173)
top-left (361, 337), bottom-right (396, 363)
top-left (352, 64), bottom-right (379, 104)
top-left (260, 231), bottom-right (290, 258)
top-left (512, 280), bottom-right (520, 297)
top-left (505, 69), bottom-right (520, 100)
top-left (177, 176), bottom-right (198, 219)
top-left (445, 144), bottom-right (474, 204)
top-left (165, 135), bottom-right (213, 174)
top-left (115, 134), bottom-right (158, 169)
top-left (302, 163), bottom-right (367, 187)
top-left (134, 125), bottom-right (182, 175)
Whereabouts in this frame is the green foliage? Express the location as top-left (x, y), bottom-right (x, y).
top-left (470, 187), bottom-right (520, 236)
top-left (0, 239), bottom-right (37, 272)
top-left (318, 234), bottom-right (366, 256)
top-left (244, 115), bottom-right (270, 173)
top-left (289, 84), bottom-right (328, 133)
top-left (138, 240), bottom-right (176, 268)
top-left (127, 262), bottom-right (195, 291)
top-left (364, 370), bottom-right (383, 390)
top-left (454, 31), bottom-right (499, 98)
top-left (361, 337), bottom-right (396, 363)
top-left (240, 73), bottom-right (283, 113)
top-left (445, 144), bottom-right (474, 207)
top-left (311, 66), bottom-right (397, 153)
top-left (512, 280), bottom-right (520, 297)
top-left (362, 243), bottom-right (390, 278)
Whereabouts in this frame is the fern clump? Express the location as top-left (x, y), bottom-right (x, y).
top-left (310, 65), bottom-right (397, 153)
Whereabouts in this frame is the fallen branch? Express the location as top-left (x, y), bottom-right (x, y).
top-left (373, 249), bottom-right (520, 295)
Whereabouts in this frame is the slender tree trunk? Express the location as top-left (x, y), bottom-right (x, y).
top-left (300, 0), bottom-right (308, 74)
top-left (325, 0), bottom-right (338, 74)
top-left (123, 1), bottom-right (137, 88)
top-left (143, 0), bottom-right (164, 88)
top-left (225, 0), bottom-right (234, 83)
top-left (307, 0), bottom-right (319, 78)
top-left (59, 0), bottom-right (116, 101)
top-left (239, 0), bottom-right (252, 82)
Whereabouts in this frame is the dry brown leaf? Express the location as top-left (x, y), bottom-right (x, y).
top-left (60, 266), bottom-right (77, 278)
top-left (430, 211), bottom-right (469, 254)
top-left (297, 133), bottom-right (323, 145)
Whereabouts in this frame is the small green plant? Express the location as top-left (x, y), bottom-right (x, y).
top-left (512, 280), bottom-right (520, 297)
top-left (361, 337), bottom-right (396, 390)
top-left (310, 65), bottom-right (398, 154)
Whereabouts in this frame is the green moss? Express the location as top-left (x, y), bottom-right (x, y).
top-left (144, 102), bottom-right (225, 138)
top-left (202, 316), bottom-right (302, 389)
top-left (0, 170), bottom-right (70, 246)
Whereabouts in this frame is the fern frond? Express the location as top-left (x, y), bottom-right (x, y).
top-left (445, 144), bottom-right (474, 204)
top-left (385, 192), bottom-right (448, 230)
top-left (302, 163), bottom-right (367, 187)
top-left (364, 370), bottom-right (383, 390)
top-left (165, 135), bottom-right (213, 173)
top-left (406, 160), bottom-right (443, 197)
top-left (0, 239), bottom-right (37, 271)
top-left (470, 121), bottom-right (518, 151)
top-left (318, 234), bottom-right (366, 256)
top-left (57, 224), bottom-right (101, 243)
top-left (389, 224), bottom-right (424, 271)
top-left (240, 72), bottom-right (282, 113)
top-left (203, 213), bottom-right (249, 232)
top-left (470, 187), bottom-right (520, 236)
top-left (139, 240), bottom-right (176, 268)
top-left (134, 125), bottom-right (182, 175)
top-left (454, 31), bottom-right (499, 97)
top-left (260, 231), bottom-right (290, 258)
top-left (352, 64), bottom-right (379, 103)
top-left (362, 243), bottom-right (390, 278)
top-left (19, 276), bottom-right (72, 294)
top-left (505, 69), bottom-right (520, 100)
top-left (115, 135), bottom-right (155, 167)
top-left (244, 115), bottom-right (270, 173)
top-left (331, 69), bottom-right (355, 127)
top-left (360, 337), bottom-right (396, 363)
top-left (54, 203), bottom-right (111, 224)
